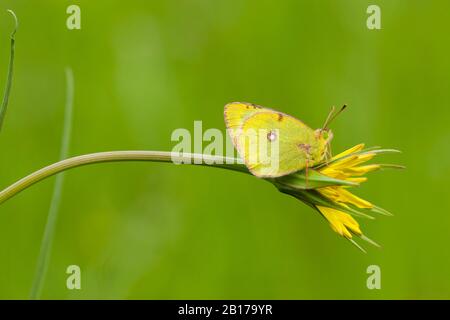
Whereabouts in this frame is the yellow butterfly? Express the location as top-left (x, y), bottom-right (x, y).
top-left (224, 102), bottom-right (345, 178)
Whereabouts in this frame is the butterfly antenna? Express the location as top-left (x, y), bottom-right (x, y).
top-left (322, 104), bottom-right (347, 130)
top-left (322, 106), bottom-right (335, 130)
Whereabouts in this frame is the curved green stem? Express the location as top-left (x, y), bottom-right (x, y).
top-left (0, 151), bottom-right (247, 205)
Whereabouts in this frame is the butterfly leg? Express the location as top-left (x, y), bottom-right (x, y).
top-left (299, 143), bottom-right (312, 188)
top-left (325, 141), bottom-right (333, 164)
top-left (305, 158), bottom-right (309, 187)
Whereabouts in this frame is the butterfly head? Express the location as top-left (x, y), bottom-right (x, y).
top-left (314, 104), bottom-right (347, 161)
top-left (315, 128), bottom-right (334, 159)
top-left (316, 128), bottom-right (333, 143)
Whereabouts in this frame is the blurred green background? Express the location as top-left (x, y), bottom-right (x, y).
top-left (0, 0), bottom-right (448, 299)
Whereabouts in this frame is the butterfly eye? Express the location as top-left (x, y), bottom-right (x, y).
top-left (267, 130), bottom-right (277, 142)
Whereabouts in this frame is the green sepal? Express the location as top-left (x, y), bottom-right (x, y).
top-left (269, 169), bottom-right (357, 191)
top-left (278, 187), bottom-right (375, 220)
top-left (370, 205), bottom-right (393, 216)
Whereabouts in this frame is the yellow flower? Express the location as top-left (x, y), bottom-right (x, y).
top-left (318, 144), bottom-right (377, 210)
top-left (272, 143), bottom-right (402, 251)
top-left (315, 144), bottom-right (393, 248)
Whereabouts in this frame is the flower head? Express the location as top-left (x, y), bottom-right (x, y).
top-left (271, 143), bottom-right (402, 252)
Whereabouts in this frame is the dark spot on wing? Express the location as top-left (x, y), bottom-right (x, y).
top-left (298, 143), bottom-right (311, 153)
top-left (277, 113), bottom-right (283, 121)
top-left (267, 130), bottom-right (277, 142)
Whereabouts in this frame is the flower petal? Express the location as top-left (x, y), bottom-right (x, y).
top-left (344, 164), bottom-right (380, 176)
top-left (317, 206), bottom-right (362, 238)
top-left (331, 143), bottom-right (365, 161)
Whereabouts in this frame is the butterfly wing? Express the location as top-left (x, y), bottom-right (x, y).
top-left (224, 102), bottom-right (321, 178)
top-left (224, 102), bottom-right (266, 143)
